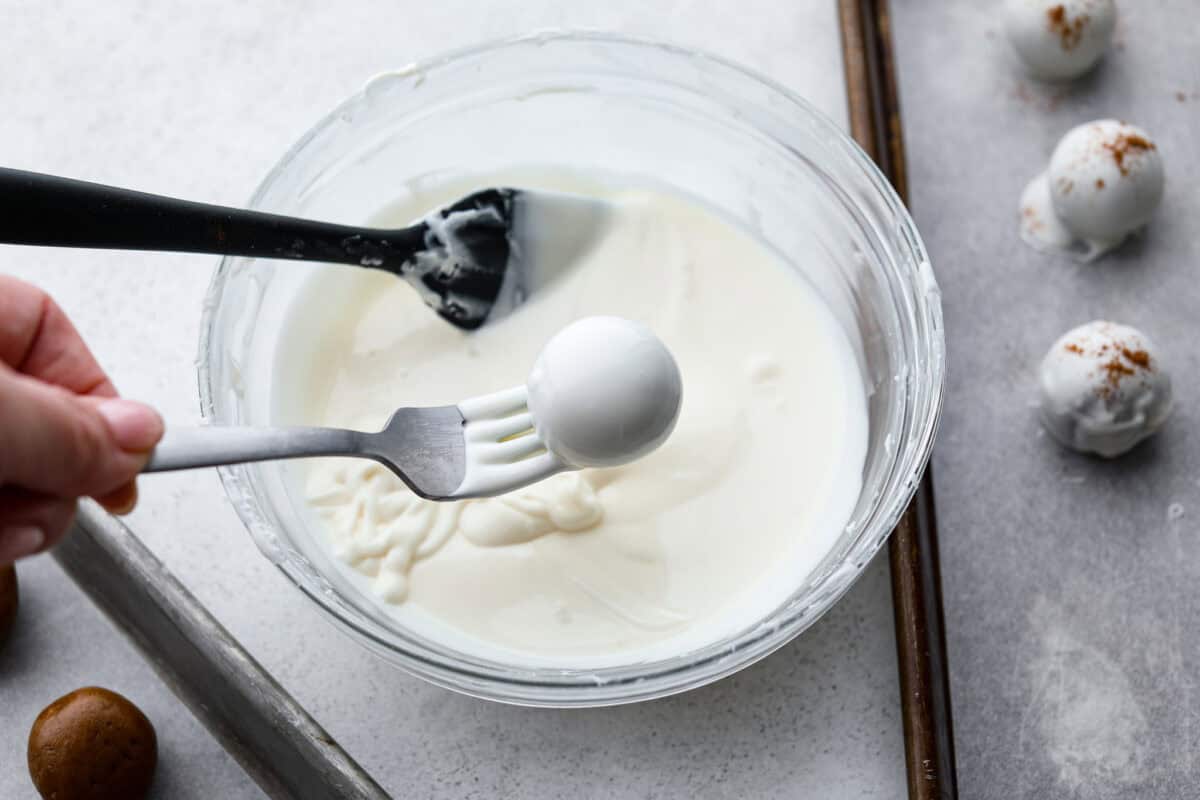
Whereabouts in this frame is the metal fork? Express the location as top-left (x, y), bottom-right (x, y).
top-left (143, 386), bottom-right (567, 500)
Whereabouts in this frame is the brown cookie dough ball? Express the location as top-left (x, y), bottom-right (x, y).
top-left (28, 687), bottom-right (157, 800)
top-left (0, 564), bottom-right (17, 649)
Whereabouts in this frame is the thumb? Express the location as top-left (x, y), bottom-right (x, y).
top-left (0, 366), bottom-right (163, 499)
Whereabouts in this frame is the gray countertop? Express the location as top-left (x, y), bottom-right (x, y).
top-left (894, 1), bottom-right (1200, 797)
top-left (0, 2), bottom-right (908, 797)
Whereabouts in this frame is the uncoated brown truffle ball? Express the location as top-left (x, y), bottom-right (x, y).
top-left (0, 564), bottom-right (16, 649)
top-left (28, 687), bottom-right (157, 800)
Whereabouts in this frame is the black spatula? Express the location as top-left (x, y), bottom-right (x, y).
top-left (0, 168), bottom-right (610, 330)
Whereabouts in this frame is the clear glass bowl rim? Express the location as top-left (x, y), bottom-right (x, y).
top-left (197, 30), bottom-right (945, 707)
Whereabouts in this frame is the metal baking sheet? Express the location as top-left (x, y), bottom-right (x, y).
top-left (892, 1), bottom-right (1200, 796)
top-left (0, 546), bottom-right (250, 798)
top-left (53, 504), bottom-right (388, 800)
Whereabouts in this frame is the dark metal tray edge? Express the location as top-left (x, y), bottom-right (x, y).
top-left (838, 2), bottom-right (960, 798)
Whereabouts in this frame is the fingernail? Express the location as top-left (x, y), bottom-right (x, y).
top-left (96, 399), bottom-right (163, 452)
top-left (0, 526), bottom-right (45, 564)
top-left (110, 494), bottom-right (137, 516)
top-left (101, 483), bottom-right (138, 516)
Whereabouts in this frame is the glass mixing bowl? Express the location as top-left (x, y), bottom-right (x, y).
top-left (199, 32), bottom-right (944, 707)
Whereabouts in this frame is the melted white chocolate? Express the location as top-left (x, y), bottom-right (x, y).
top-left (274, 170), bottom-right (869, 667)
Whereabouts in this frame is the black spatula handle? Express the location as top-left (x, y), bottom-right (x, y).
top-left (0, 167), bottom-right (425, 267)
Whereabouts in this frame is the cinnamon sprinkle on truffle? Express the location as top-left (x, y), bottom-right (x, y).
top-left (1103, 133), bottom-right (1156, 176)
top-left (1046, 5), bottom-right (1090, 50)
top-left (1121, 346), bottom-right (1151, 369)
top-left (1098, 356), bottom-right (1135, 397)
top-left (1091, 344), bottom-right (1153, 398)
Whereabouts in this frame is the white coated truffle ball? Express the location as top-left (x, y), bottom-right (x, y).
top-left (1048, 119), bottom-right (1164, 246)
top-left (1004, 0), bottom-right (1116, 80)
top-left (527, 316), bottom-right (682, 468)
top-left (1039, 321), bottom-right (1172, 457)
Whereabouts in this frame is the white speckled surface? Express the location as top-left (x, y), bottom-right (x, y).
top-left (0, 1), bottom-right (906, 797)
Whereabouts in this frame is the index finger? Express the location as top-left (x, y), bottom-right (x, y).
top-left (0, 275), bottom-right (116, 398)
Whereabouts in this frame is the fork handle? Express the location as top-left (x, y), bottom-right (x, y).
top-left (144, 426), bottom-right (365, 472)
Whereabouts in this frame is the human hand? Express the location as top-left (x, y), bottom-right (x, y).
top-left (0, 276), bottom-right (163, 564)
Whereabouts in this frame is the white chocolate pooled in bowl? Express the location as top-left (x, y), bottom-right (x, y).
top-left (273, 170), bottom-right (869, 667)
